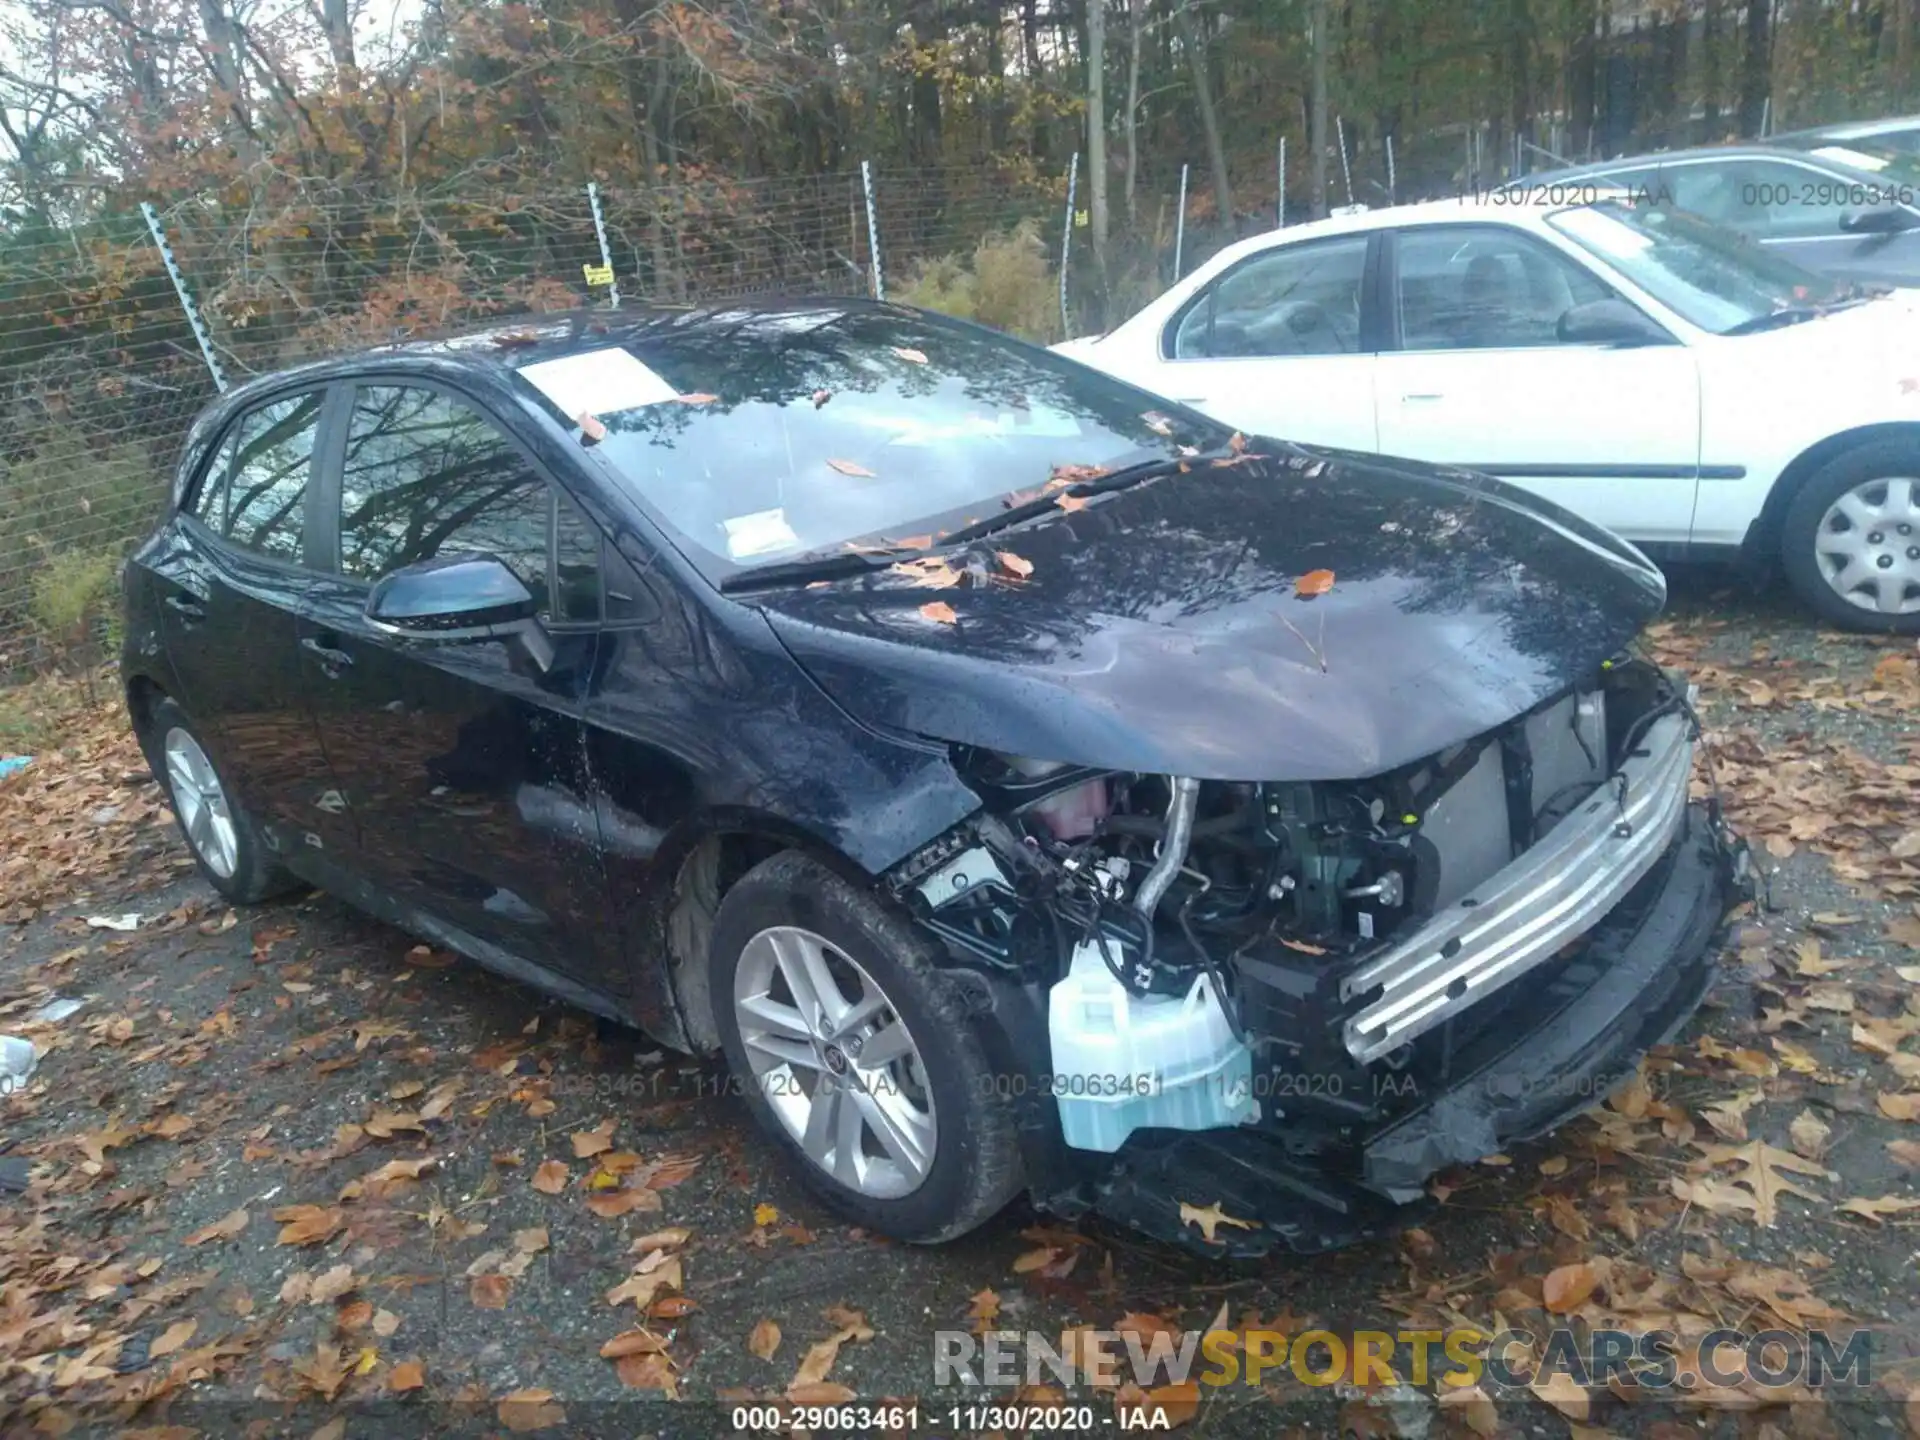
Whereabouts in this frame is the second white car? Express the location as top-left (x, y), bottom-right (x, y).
top-left (1058, 194), bottom-right (1920, 631)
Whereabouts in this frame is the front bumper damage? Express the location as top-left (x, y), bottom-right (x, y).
top-left (1077, 802), bottom-right (1740, 1257)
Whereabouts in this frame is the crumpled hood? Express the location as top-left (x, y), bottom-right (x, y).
top-left (756, 447), bottom-right (1667, 780)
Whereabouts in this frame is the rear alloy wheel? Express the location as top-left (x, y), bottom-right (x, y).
top-left (709, 852), bottom-right (1022, 1242)
top-left (146, 696), bottom-right (298, 905)
top-left (1782, 443), bottom-right (1920, 633)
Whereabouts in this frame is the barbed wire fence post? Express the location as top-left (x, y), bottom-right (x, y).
top-left (585, 182), bottom-right (621, 308)
top-left (139, 202), bottom-right (227, 394)
top-left (1277, 137), bottom-right (1287, 229)
top-left (860, 161), bottom-right (885, 300)
top-left (1059, 152), bottom-right (1079, 338)
top-left (1172, 162), bottom-right (1189, 279)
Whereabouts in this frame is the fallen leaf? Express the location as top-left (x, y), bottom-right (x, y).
top-left (601, 1329), bottom-right (668, 1358)
top-left (675, 392), bottom-right (719, 405)
top-left (576, 412), bottom-right (606, 442)
top-left (514, 1226), bottom-right (550, 1254)
top-left (1531, 1369), bottom-right (1590, 1421)
top-left (753, 1203), bottom-right (779, 1227)
top-left (996, 551), bottom-right (1034, 579)
top-left (1176, 1200), bottom-right (1255, 1244)
top-left (891, 346), bottom-right (929, 364)
top-left (614, 1350), bottom-right (677, 1393)
top-left (919, 601), bottom-right (958, 625)
top-left (607, 1256), bottom-right (683, 1310)
top-left (1294, 568), bottom-right (1336, 598)
top-left (1439, 1384), bottom-right (1501, 1438)
top-left (388, 1359), bottom-right (425, 1392)
top-left (531, 1160), bottom-right (569, 1194)
top-left (586, 1188), bottom-right (660, 1217)
top-left (1879, 1092), bottom-right (1920, 1122)
top-left (571, 1120), bottom-right (614, 1158)
top-left (1674, 1140), bottom-right (1826, 1226)
top-left (748, 1318), bottom-right (782, 1361)
top-left (1134, 1381), bottom-right (1200, 1428)
top-left (470, 1274), bottom-right (511, 1309)
top-left (1543, 1262), bottom-right (1599, 1314)
top-left (788, 1381), bottom-right (857, 1404)
top-left (273, 1203), bottom-right (345, 1247)
top-left (1789, 1109), bottom-right (1832, 1160)
top-left (811, 389), bottom-right (832, 408)
top-left (184, 1208), bottom-right (248, 1246)
top-left (150, 1318), bottom-right (197, 1358)
top-left (967, 1288), bottom-right (1001, 1331)
top-left (497, 1388), bottom-right (565, 1432)
top-left (630, 1227), bottom-right (692, 1252)
top-left (1054, 493), bottom-right (1090, 513)
top-left (827, 458), bottom-right (876, 478)
top-left (1838, 1195), bottom-right (1920, 1223)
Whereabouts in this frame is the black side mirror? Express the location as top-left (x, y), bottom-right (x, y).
top-left (1556, 297), bottom-right (1672, 348)
top-left (366, 555), bottom-right (552, 667)
top-left (1840, 207), bottom-right (1919, 236)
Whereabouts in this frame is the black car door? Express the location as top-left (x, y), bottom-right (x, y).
top-left (296, 379), bottom-right (619, 991)
top-left (148, 385), bottom-right (351, 850)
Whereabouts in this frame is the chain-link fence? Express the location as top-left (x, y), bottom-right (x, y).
top-left (0, 136), bottom-right (1501, 679)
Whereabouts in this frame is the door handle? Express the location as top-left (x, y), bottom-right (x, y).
top-left (163, 593), bottom-right (206, 621)
top-left (1401, 393), bottom-right (1445, 402)
top-left (300, 635), bottom-right (354, 672)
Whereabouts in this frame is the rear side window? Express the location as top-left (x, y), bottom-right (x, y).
top-left (337, 384), bottom-right (600, 623)
top-left (198, 391), bottom-right (324, 562)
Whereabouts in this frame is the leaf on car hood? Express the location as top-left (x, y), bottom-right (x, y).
top-left (1294, 568), bottom-right (1336, 598)
top-left (827, 458), bottom-right (876, 478)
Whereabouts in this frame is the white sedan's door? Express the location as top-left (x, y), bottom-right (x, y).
top-left (1137, 231), bottom-right (1380, 451)
top-left (1372, 224), bottom-right (1704, 544)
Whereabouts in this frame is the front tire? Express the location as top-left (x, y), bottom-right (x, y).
top-left (1781, 442), bottom-right (1920, 633)
top-left (708, 852), bottom-right (1023, 1243)
top-left (145, 696), bottom-right (298, 905)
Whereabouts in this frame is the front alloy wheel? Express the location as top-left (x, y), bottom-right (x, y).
top-left (708, 851), bottom-right (1022, 1242)
top-left (733, 925), bottom-right (937, 1199)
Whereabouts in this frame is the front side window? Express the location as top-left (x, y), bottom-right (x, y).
top-left (338, 386), bottom-right (553, 612)
top-left (208, 391), bottom-right (324, 562)
top-left (1395, 226), bottom-right (1614, 351)
top-left (1169, 236), bottom-right (1370, 359)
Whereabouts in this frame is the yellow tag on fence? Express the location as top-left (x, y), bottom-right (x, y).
top-left (582, 263), bottom-right (614, 286)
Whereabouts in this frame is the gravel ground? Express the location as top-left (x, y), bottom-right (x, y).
top-left (1, 566), bottom-right (1918, 1439)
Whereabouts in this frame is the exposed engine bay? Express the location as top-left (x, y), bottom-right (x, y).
top-left (886, 654), bottom-right (1710, 1173)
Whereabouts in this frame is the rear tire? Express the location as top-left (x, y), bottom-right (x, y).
top-left (708, 851), bottom-right (1023, 1243)
top-left (1780, 441), bottom-right (1920, 633)
top-left (145, 696), bottom-right (299, 905)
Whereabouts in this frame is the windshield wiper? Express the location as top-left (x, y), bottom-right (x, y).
top-left (719, 546), bottom-right (915, 594)
top-left (939, 450), bottom-right (1237, 547)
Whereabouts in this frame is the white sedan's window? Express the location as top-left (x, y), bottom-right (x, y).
top-left (1169, 236), bottom-right (1368, 359)
top-left (1395, 227), bottom-right (1611, 351)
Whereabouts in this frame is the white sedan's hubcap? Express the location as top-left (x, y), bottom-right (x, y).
top-left (1815, 476), bottom-right (1920, 616)
top-left (733, 925), bottom-right (937, 1199)
top-left (164, 727), bottom-right (238, 879)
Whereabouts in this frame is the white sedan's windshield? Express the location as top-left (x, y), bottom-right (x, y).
top-left (1547, 200), bottom-right (1856, 334)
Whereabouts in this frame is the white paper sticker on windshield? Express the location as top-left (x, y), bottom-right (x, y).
top-left (723, 507), bottom-right (800, 560)
top-left (1811, 145), bottom-right (1890, 173)
top-left (1553, 206), bottom-right (1655, 260)
top-left (517, 349), bottom-right (678, 418)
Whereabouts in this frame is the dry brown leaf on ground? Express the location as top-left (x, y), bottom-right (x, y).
top-left (388, 1359), bottom-right (426, 1392)
top-left (571, 1119), bottom-right (615, 1158)
top-left (630, 1226), bottom-right (691, 1252)
top-left (497, 1388), bottom-right (565, 1432)
top-left (1675, 1140), bottom-right (1827, 1226)
top-left (1543, 1262), bottom-right (1600, 1314)
top-left (1838, 1195), bottom-right (1920, 1223)
top-left (273, 1204), bottom-right (345, 1246)
top-left (1789, 1109), bottom-right (1832, 1160)
top-left (1177, 1200), bottom-right (1254, 1243)
top-left (614, 1351), bottom-right (677, 1393)
top-left (470, 1274), bottom-right (511, 1310)
top-left (1879, 1092), bottom-right (1920, 1121)
top-left (748, 1318), bottom-right (782, 1361)
top-left (531, 1160), bottom-right (569, 1194)
top-left (183, 1208), bottom-right (248, 1246)
top-left (149, 1318), bottom-right (197, 1358)
top-left (601, 1329), bottom-right (668, 1358)
top-left (607, 1255), bottom-right (683, 1310)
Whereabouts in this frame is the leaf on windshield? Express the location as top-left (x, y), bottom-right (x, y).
top-left (890, 557), bottom-right (963, 589)
top-left (892, 347), bottom-right (930, 365)
top-left (996, 551), bottom-right (1034, 580)
top-left (1048, 463), bottom-right (1109, 491)
top-left (1295, 568), bottom-right (1336, 598)
top-left (893, 535), bottom-right (936, 551)
top-left (827, 458), bottom-right (876, 478)
top-left (811, 389), bottom-right (833, 408)
top-left (1055, 494), bottom-right (1091, 514)
top-left (1142, 412), bottom-right (1174, 437)
top-left (575, 413), bottom-right (607, 443)
top-left (1228, 432), bottom-right (1248, 455)
top-left (674, 392), bottom-right (719, 405)
top-left (919, 601), bottom-right (958, 625)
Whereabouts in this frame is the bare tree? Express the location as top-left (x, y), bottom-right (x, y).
top-left (1087, 0), bottom-right (1108, 262)
top-left (1309, 0), bottom-right (1328, 216)
top-left (1173, 0), bottom-right (1231, 227)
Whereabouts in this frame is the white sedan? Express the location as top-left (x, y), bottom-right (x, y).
top-left (1057, 194), bottom-right (1920, 631)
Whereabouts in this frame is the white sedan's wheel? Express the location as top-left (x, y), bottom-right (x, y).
top-left (1811, 475), bottom-right (1920, 618)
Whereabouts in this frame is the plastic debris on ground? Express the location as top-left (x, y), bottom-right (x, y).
top-left (0, 1035), bottom-right (39, 1096)
top-left (85, 913), bottom-right (141, 932)
top-left (0, 756), bottom-right (30, 781)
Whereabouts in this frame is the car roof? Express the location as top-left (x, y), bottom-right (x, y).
top-left (1775, 114), bottom-right (1920, 142)
top-left (209, 296), bottom-right (897, 409)
top-left (1529, 139), bottom-right (1897, 181)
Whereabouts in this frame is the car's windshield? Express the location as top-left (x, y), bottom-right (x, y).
top-left (509, 307), bottom-right (1230, 578)
top-left (1546, 199), bottom-right (1856, 333)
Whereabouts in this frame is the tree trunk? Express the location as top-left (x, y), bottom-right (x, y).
top-left (1174, 0), bottom-right (1231, 227)
top-left (1570, 0), bottom-right (1597, 157)
top-left (1087, 0), bottom-right (1109, 261)
top-left (320, 0), bottom-right (357, 82)
top-left (1738, 0), bottom-right (1771, 137)
top-left (1309, 0), bottom-right (1329, 217)
top-left (1701, 0), bottom-right (1723, 133)
top-left (1896, 0), bottom-right (1913, 98)
top-left (1124, 0), bottom-right (1142, 226)
top-left (1023, 0), bottom-right (1047, 160)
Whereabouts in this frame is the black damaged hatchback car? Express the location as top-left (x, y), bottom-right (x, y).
top-left (122, 300), bottom-right (1746, 1255)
